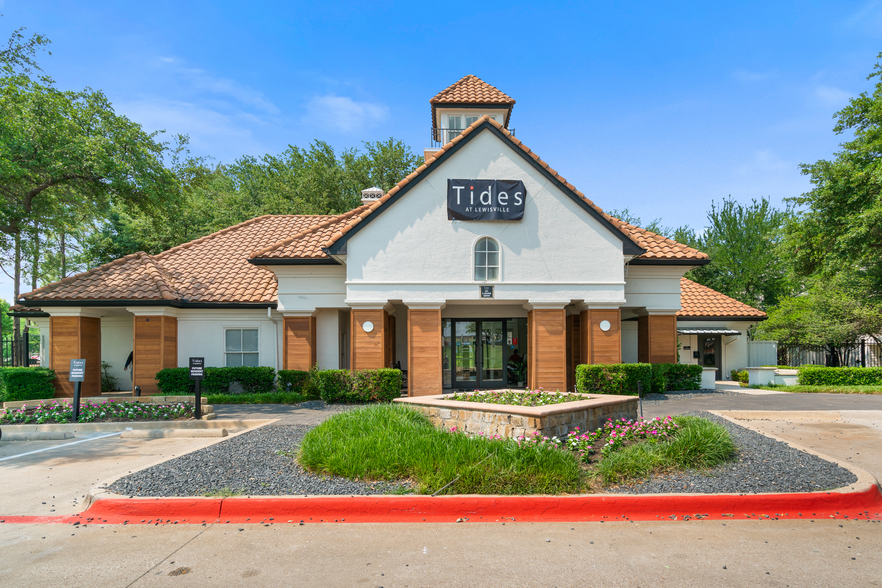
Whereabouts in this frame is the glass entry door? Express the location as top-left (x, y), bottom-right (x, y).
top-left (447, 318), bottom-right (524, 389)
top-left (697, 335), bottom-right (722, 381)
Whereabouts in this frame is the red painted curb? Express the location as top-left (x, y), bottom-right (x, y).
top-left (2, 485), bottom-right (881, 525)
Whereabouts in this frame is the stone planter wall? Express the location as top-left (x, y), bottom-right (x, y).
top-left (394, 394), bottom-right (638, 439)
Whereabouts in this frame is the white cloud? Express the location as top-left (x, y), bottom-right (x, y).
top-left (732, 69), bottom-right (775, 83)
top-left (736, 149), bottom-right (791, 176)
top-left (180, 67), bottom-right (280, 115)
top-left (114, 98), bottom-right (269, 161)
top-left (814, 84), bottom-right (851, 108)
top-left (842, 0), bottom-right (882, 30)
top-left (304, 94), bottom-right (389, 133)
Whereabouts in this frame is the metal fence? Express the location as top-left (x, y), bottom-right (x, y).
top-left (776, 340), bottom-right (882, 368)
top-left (1, 332), bottom-right (40, 367)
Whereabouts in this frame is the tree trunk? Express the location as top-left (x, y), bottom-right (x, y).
top-left (13, 231), bottom-right (21, 367)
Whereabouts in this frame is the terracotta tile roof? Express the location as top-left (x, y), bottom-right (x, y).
top-left (19, 252), bottom-right (180, 302)
top-left (20, 215), bottom-right (334, 304)
top-left (17, 116), bottom-right (708, 306)
top-left (250, 205), bottom-right (371, 259)
top-left (677, 278), bottom-right (767, 319)
top-left (430, 75), bottom-right (516, 129)
top-left (321, 115), bottom-right (708, 262)
top-left (431, 75), bottom-right (516, 106)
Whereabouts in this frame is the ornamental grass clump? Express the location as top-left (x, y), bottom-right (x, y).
top-left (446, 388), bottom-right (591, 407)
top-left (298, 404), bottom-right (583, 495)
top-left (0, 400), bottom-right (194, 424)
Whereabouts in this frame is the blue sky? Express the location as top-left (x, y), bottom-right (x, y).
top-left (2, 0), bottom-right (882, 301)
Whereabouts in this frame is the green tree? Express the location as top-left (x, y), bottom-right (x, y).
top-left (756, 272), bottom-right (882, 365)
top-left (681, 197), bottom-right (793, 310)
top-left (83, 138), bottom-right (423, 262)
top-left (786, 52), bottom-right (882, 289)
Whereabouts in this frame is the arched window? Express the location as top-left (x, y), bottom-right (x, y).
top-left (474, 238), bottom-right (500, 281)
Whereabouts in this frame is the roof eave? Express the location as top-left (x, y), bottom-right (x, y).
top-left (630, 258), bottom-right (711, 266)
top-left (248, 257), bottom-right (339, 266)
top-left (676, 315), bottom-right (767, 322)
top-left (327, 119), bottom-right (646, 257)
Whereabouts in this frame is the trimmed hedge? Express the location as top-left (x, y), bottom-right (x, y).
top-left (0, 367), bottom-right (56, 402)
top-left (155, 366), bottom-right (276, 395)
top-left (659, 364), bottom-right (703, 391)
top-left (576, 363), bottom-right (703, 395)
top-left (576, 363), bottom-right (653, 396)
top-left (154, 365), bottom-right (401, 403)
top-left (798, 365), bottom-right (882, 386)
top-left (316, 369), bottom-right (402, 403)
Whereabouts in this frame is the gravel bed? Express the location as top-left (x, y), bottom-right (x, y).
top-left (607, 411), bottom-right (858, 494)
top-left (108, 424), bottom-right (412, 497)
top-left (640, 388), bottom-right (744, 404)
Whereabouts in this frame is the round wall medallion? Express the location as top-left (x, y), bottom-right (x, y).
top-left (599, 320), bottom-right (611, 332)
top-left (362, 321), bottom-right (374, 333)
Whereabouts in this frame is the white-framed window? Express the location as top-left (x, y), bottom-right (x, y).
top-left (225, 328), bottom-right (259, 367)
top-left (447, 114), bottom-right (497, 141)
top-left (474, 237), bottom-right (500, 281)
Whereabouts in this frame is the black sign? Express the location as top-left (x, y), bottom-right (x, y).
top-left (189, 357), bottom-right (205, 380)
top-left (69, 359), bottom-right (86, 382)
top-left (447, 179), bottom-right (526, 221)
top-left (481, 285), bottom-right (494, 298)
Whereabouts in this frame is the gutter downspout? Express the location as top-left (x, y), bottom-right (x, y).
top-left (268, 307), bottom-right (283, 372)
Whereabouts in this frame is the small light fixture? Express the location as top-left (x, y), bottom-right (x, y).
top-left (599, 320), bottom-right (611, 332)
top-left (362, 321), bottom-right (374, 333)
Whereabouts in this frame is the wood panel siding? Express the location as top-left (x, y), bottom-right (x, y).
top-left (133, 315), bottom-right (178, 395)
top-left (408, 309), bottom-right (442, 396)
top-left (528, 309), bottom-right (566, 391)
top-left (637, 314), bottom-right (677, 364)
top-left (284, 316), bottom-right (316, 371)
top-left (50, 316), bottom-right (101, 398)
top-left (590, 309), bottom-right (621, 365)
top-left (351, 309), bottom-right (387, 371)
top-left (579, 309), bottom-right (621, 366)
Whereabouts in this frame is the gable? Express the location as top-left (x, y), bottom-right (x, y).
top-left (345, 129), bottom-right (631, 289)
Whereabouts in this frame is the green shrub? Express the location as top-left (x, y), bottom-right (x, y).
top-left (314, 369), bottom-right (352, 403)
top-left (797, 365), bottom-right (882, 386)
top-left (277, 370), bottom-right (310, 395)
top-left (662, 364), bottom-right (703, 391)
top-left (0, 367), bottom-right (57, 402)
top-left (730, 369), bottom-right (749, 385)
top-left (575, 363), bottom-right (653, 395)
top-left (313, 368), bottom-right (402, 403)
top-left (351, 369), bottom-right (402, 402)
top-left (155, 366), bottom-right (276, 395)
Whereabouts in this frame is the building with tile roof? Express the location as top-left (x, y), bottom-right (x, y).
top-left (15, 77), bottom-right (766, 397)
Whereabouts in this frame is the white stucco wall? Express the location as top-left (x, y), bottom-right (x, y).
top-left (315, 308), bottom-right (340, 369)
top-left (623, 266), bottom-right (687, 312)
top-left (621, 321), bottom-right (639, 363)
top-left (101, 317), bottom-right (134, 390)
top-left (176, 309), bottom-right (280, 369)
top-left (274, 266), bottom-right (347, 312)
top-left (345, 130), bottom-right (627, 305)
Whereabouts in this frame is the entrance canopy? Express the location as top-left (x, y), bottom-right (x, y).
top-left (677, 328), bottom-right (742, 336)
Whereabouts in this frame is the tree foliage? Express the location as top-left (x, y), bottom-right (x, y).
top-left (786, 52), bottom-right (882, 289)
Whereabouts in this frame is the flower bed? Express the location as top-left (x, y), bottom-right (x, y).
top-left (510, 416), bottom-right (681, 460)
top-left (0, 400), bottom-right (194, 425)
top-left (446, 388), bottom-right (591, 407)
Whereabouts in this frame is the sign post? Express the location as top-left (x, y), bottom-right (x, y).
top-left (189, 357), bottom-right (204, 420)
top-left (69, 359), bottom-right (86, 422)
